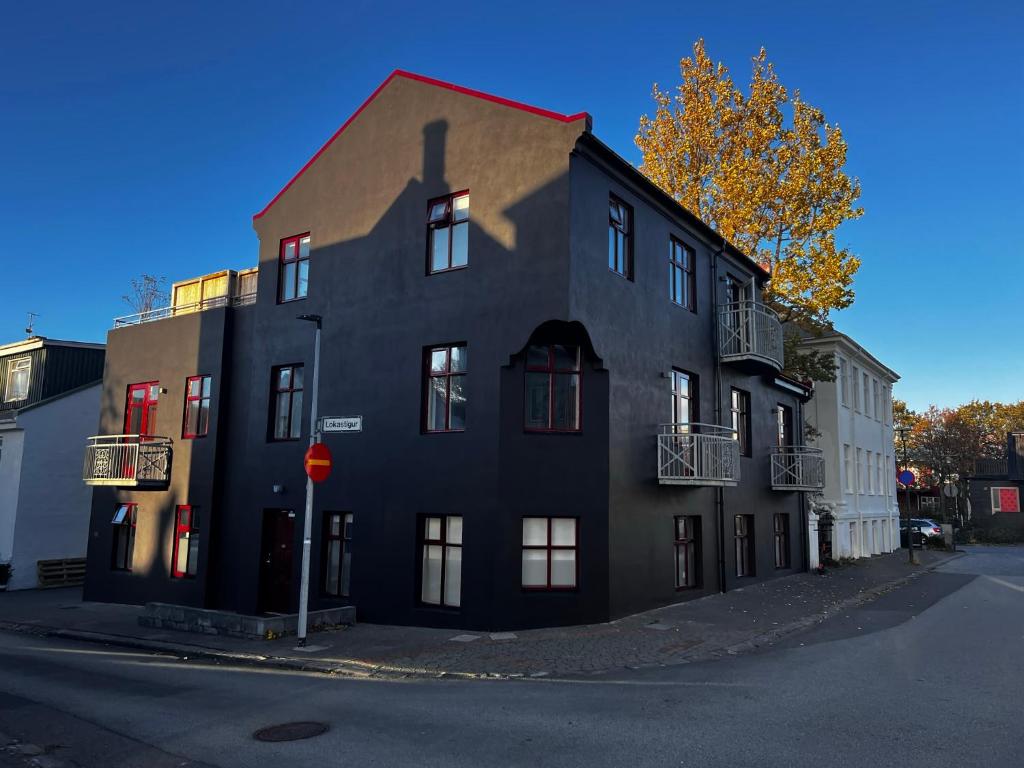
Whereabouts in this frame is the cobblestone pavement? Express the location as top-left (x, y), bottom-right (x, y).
top-left (0, 549), bottom-right (959, 679)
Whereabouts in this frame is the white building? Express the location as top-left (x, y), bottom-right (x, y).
top-left (801, 332), bottom-right (900, 565)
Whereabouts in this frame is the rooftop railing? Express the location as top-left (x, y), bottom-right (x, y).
top-left (658, 423), bottom-right (740, 486)
top-left (113, 293), bottom-right (256, 328)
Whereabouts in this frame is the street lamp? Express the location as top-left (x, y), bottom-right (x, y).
top-left (295, 313), bottom-right (322, 647)
top-left (894, 423), bottom-right (917, 566)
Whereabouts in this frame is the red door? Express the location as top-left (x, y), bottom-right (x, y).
top-left (125, 382), bottom-right (159, 436)
top-left (123, 383), bottom-right (159, 479)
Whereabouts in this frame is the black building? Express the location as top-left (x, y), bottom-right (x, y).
top-left (83, 71), bottom-right (822, 630)
top-left (966, 433), bottom-right (1023, 532)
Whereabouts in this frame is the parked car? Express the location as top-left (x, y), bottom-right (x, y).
top-left (899, 518), bottom-right (944, 547)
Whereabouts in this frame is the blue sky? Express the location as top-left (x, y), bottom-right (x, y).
top-left (2, 1), bottom-right (1021, 410)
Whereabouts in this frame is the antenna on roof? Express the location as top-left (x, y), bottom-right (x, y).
top-left (25, 312), bottom-right (39, 337)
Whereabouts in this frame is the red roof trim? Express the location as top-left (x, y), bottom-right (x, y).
top-left (252, 70), bottom-right (589, 221)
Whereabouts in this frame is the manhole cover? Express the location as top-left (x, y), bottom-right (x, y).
top-left (253, 722), bottom-right (329, 742)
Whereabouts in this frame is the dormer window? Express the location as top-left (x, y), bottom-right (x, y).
top-left (4, 357), bottom-right (30, 402)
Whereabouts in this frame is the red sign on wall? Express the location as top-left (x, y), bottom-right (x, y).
top-left (304, 442), bottom-right (332, 483)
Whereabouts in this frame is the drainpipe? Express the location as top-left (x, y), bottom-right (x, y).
top-left (712, 245), bottom-right (727, 593)
top-left (797, 397), bottom-right (809, 572)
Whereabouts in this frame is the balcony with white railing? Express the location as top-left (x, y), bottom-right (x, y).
top-left (719, 300), bottom-right (784, 371)
top-left (658, 423), bottom-right (740, 486)
top-left (770, 446), bottom-right (824, 491)
top-left (83, 435), bottom-right (172, 487)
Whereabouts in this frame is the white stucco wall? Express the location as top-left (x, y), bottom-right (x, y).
top-left (0, 423), bottom-right (25, 564)
top-left (802, 335), bottom-right (900, 560)
top-left (7, 384), bottom-right (100, 589)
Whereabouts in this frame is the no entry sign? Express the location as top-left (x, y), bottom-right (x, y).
top-left (304, 442), bottom-right (332, 483)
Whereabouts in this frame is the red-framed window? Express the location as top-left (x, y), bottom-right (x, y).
top-left (427, 192), bottom-right (469, 273)
top-left (322, 512), bottom-right (353, 597)
top-left (182, 375), bottom-right (212, 438)
top-left (424, 345), bottom-right (467, 432)
top-left (674, 516), bottom-right (701, 589)
top-left (111, 503), bottom-right (137, 571)
top-left (278, 233), bottom-right (310, 303)
top-left (270, 364), bottom-right (303, 441)
top-left (125, 381), bottom-right (159, 436)
top-left (171, 505), bottom-right (199, 578)
top-left (669, 236), bottom-right (696, 310)
top-left (773, 513), bottom-right (790, 569)
top-left (730, 388), bottom-right (751, 457)
top-left (608, 196), bottom-right (633, 279)
top-left (522, 517), bottom-right (578, 590)
top-left (420, 516), bottom-right (462, 608)
top-left (524, 345), bottom-right (581, 432)
top-left (734, 514), bottom-right (755, 577)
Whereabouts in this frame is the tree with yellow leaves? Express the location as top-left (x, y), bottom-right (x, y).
top-left (636, 40), bottom-right (863, 380)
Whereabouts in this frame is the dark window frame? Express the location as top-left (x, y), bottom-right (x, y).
top-left (278, 233), bottom-right (311, 303)
top-left (608, 195), bottom-right (634, 280)
top-left (734, 514), bottom-right (755, 578)
top-left (521, 516), bottom-right (579, 591)
top-left (773, 513), bottom-right (791, 569)
top-left (524, 345), bottom-right (582, 433)
top-left (671, 369), bottom-right (699, 427)
top-left (674, 515), bottom-right (702, 589)
top-left (171, 505), bottom-right (199, 579)
top-left (111, 503), bottom-right (138, 572)
top-left (418, 515), bottom-right (463, 609)
top-left (181, 375), bottom-right (212, 439)
top-left (322, 512), bottom-right (353, 598)
top-left (269, 364), bottom-right (304, 442)
top-left (730, 388), bottom-right (751, 457)
top-left (426, 191), bottom-right (470, 274)
top-left (423, 344), bottom-right (467, 433)
top-left (669, 236), bottom-right (697, 311)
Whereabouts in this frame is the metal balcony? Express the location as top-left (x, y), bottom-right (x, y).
top-left (770, 446), bottom-right (824, 491)
top-left (658, 423), bottom-right (740, 486)
top-left (84, 435), bottom-right (172, 488)
top-left (719, 301), bottom-right (784, 371)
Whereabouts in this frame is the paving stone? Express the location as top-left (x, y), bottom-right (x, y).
top-left (488, 633), bottom-right (517, 641)
top-left (448, 634), bottom-right (481, 642)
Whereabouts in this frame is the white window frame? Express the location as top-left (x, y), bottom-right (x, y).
top-left (4, 357), bottom-right (31, 402)
top-left (856, 448), bottom-right (864, 493)
top-left (843, 444), bottom-right (853, 493)
top-left (991, 487), bottom-right (1020, 513)
top-left (838, 356), bottom-right (849, 407)
top-left (852, 366), bottom-right (861, 412)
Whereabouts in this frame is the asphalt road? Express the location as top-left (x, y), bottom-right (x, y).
top-left (2, 545), bottom-right (1021, 768)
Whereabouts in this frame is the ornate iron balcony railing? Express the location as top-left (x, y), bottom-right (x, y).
top-left (83, 434), bottom-right (172, 487)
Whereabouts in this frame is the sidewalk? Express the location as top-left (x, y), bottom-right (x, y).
top-left (0, 549), bottom-right (961, 680)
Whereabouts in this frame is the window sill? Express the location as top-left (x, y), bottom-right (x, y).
top-left (277, 296), bottom-right (308, 305)
top-left (670, 301), bottom-right (698, 314)
top-left (181, 434), bottom-right (208, 440)
top-left (422, 429), bottom-right (466, 435)
top-left (524, 428), bottom-right (583, 435)
top-left (608, 268), bottom-right (634, 282)
top-left (428, 264), bottom-right (468, 276)
top-left (521, 586), bottom-right (579, 593)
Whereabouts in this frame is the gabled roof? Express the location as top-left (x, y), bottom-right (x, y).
top-left (252, 69), bottom-right (591, 222)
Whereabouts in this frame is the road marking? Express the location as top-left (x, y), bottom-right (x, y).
top-left (985, 576), bottom-right (1024, 593)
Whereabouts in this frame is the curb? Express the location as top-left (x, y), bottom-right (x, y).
top-left (0, 551), bottom-right (966, 683)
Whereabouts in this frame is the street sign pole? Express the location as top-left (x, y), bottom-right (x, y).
top-left (296, 315), bottom-right (322, 647)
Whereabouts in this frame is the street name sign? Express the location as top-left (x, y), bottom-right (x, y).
top-left (321, 416), bottom-right (362, 433)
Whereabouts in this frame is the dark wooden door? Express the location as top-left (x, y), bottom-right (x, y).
top-left (258, 509), bottom-right (295, 614)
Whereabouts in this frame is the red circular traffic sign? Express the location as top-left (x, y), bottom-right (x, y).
top-left (304, 442), bottom-right (332, 483)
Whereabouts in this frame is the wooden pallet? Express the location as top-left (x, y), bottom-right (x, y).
top-left (37, 558), bottom-right (87, 588)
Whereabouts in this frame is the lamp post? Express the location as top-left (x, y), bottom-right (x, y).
top-left (295, 313), bottom-right (322, 647)
top-left (894, 423), bottom-right (917, 565)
